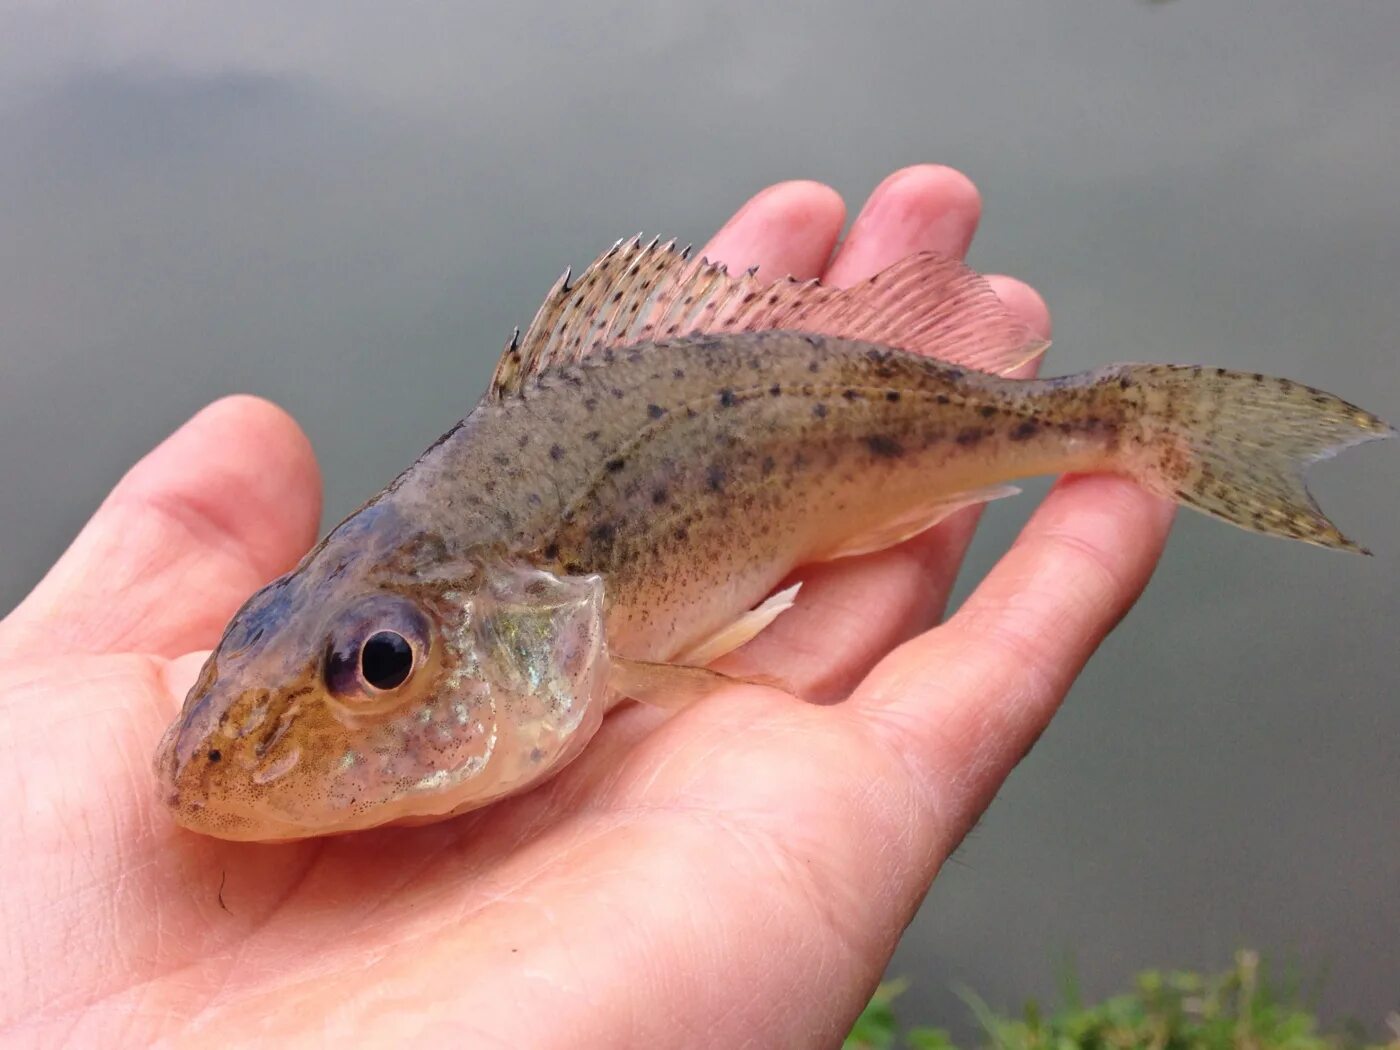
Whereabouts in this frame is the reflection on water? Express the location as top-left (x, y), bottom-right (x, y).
top-left (1, 1), bottom-right (1396, 1035)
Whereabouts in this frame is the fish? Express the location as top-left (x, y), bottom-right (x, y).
top-left (153, 237), bottom-right (1394, 841)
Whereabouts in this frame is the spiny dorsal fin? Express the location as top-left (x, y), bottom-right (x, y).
top-left (487, 236), bottom-right (1048, 400)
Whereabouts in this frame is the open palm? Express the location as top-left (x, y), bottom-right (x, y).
top-left (0, 167), bottom-right (1174, 1047)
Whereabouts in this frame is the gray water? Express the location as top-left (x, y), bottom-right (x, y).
top-left (2, 1), bottom-right (1396, 1036)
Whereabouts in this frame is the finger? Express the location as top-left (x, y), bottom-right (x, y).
top-left (876, 275), bottom-right (1050, 623)
top-left (720, 168), bottom-right (988, 698)
top-left (700, 179), bottom-right (846, 280)
top-left (1, 396), bottom-right (322, 660)
top-left (727, 265), bottom-right (1052, 704)
top-left (823, 164), bottom-right (982, 287)
top-left (545, 185), bottom-right (848, 764)
top-left (869, 276), bottom-right (1050, 624)
top-left (983, 275), bottom-right (1052, 347)
top-left (851, 475), bottom-right (1175, 851)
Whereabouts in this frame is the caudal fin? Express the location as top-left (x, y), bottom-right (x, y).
top-left (1114, 364), bottom-right (1395, 553)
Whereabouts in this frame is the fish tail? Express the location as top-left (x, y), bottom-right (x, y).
top-left (1102, 364), bottom-right (1395, 553)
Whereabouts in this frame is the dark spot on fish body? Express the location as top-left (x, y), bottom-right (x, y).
top-left (606, 458), bottom-right (626, 473)
top-left (808, 360), bottom-right (820, 373)
top-left (769, 384), bottom-right (782, 397)
top-left (208, 749), bottom-right (222, 763)
top-left (652, 487), bottom-right (669, 505)
top-left (706, 464), bottom-right (726, 491)
top-left (1011, 420), bottom-right (1040, 441)
top-left (978, 404), bottom-right (997, 419)
top-left (934, 394), bottom-right (951, 406)
top-left (590, 522), bottom-right (616, 546)
top-left (549, 443), bottom-right (565, 461)
top-left (956, 427), bottom-right (984, 447)
top-left (865, 435), bottom-right (905, 459)
top-left (884, 390), bottom-right (901, 403)
top-left (584, 398), bottom-right (598, 413)
top-left (672, 368), bottom-right (686, 379)
top-left (517, 434), bottom-right (531, 450)
top-left (610, 387), bottom-right (625, 400)
top-left (647, 403), bottom-right (665, 419)
top-left (842, 389), bottom-right (859, 401)
top-left (719, 388), bottom-right (737, 408)
top-left (761, 456), bottom-right (776, 477)
top-left (543, 542), bottom-right (560, 560)
top-left (493, 453), bottom-right (511, 467)
top-left (585, 430), bottom-right (601, 443)
top-left (812, 403), bottom-right (828, 419)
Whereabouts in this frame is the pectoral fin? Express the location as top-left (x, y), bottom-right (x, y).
top-left (821, 484), bottom-right (1021, 561)
top-left (677, 583), bottom-right (802, 665)
top-left (609, 657), bottom-right (791, 711)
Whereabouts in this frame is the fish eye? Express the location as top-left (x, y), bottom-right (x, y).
top-left (361, 630), bottom-right (414, 690)
top-left (325, 596), bottom-right (430, 701)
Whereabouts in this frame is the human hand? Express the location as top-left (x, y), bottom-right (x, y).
top-left (0, 166), bottom-right (1174, 1047)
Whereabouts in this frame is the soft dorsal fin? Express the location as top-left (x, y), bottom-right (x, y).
top-left (488, 235), bottom-right (1048, 400)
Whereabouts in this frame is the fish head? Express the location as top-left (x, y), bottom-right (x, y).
top-left (155, 511), bottom-right (611, 841)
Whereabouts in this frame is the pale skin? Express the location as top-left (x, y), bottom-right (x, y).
top-left (0, 166), bottom-right (1175, 1047)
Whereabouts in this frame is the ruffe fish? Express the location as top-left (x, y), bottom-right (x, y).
top-left (154, 238), bottom-right (1393, 840)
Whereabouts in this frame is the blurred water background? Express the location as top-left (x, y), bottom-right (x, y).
top-left (1, 1), bottom-right (1396, 1035)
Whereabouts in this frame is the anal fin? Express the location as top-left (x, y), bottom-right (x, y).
top-left (821, 485), bottom-right (1020, 561)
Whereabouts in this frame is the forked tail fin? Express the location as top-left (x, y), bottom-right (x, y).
top-left (1110, 364), bottom-right (1395, 553)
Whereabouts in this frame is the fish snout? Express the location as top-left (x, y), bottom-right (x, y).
top-left (154, 679), bottom-right (275, 813)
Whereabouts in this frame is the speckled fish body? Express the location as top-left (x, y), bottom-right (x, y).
top-left (409, 335), bottom-right (1352, 663)
top-left (155, 240), bottom-right (1392, 841)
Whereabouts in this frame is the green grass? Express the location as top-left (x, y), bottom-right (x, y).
top-left (845, 951), bottom-right (1399, 1050)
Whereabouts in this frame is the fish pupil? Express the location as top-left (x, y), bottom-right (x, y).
top-left (361, 631), bottom-right (414, 690)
